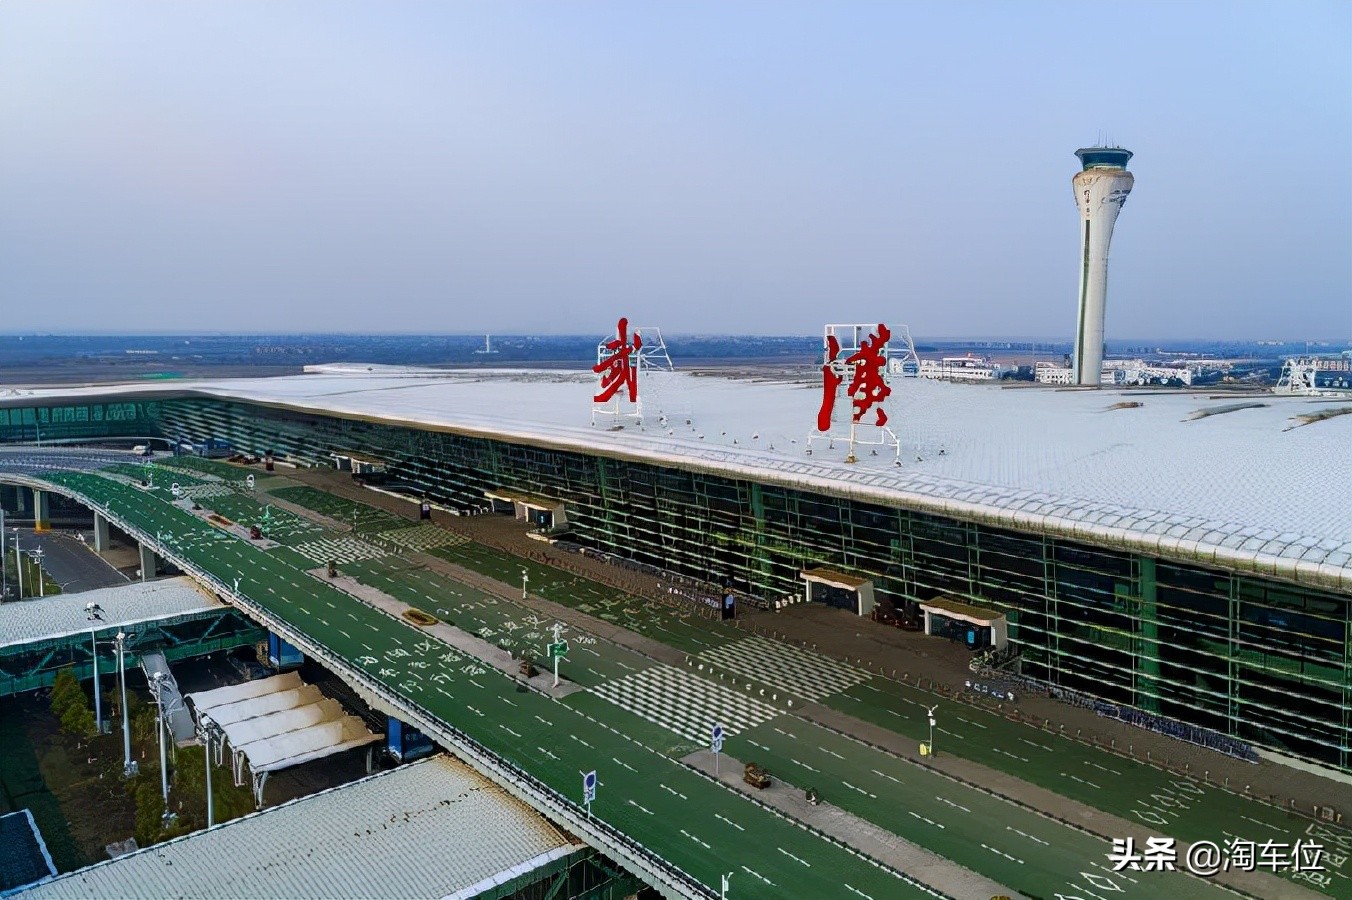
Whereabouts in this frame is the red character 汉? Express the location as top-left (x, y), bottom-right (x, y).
top-left (844, 324), bottom-right (891, 427)
top-left (593, 317), bottom-right (643, 403)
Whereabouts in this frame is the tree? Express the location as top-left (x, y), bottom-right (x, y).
top-left (51, 666), bottom-right (95, 735)
top-left (50, 666), bottom-right (81, 720)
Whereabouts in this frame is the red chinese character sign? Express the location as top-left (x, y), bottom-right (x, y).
top-left (809, 323), bottom-right (901, 464)
top-left (591, 317), bottom-right (645, 426)
top-left (594, 317), bottom-right (642, 403)
top-left (845, 323), bottom-right (891, 426)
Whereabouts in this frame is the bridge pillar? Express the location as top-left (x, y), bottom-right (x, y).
top-left (33, 490), bottom-right (50, 531)
top-left (93, 514), bottom-right (111, 552)
top-left (138, 543), bottom-right (159, 581)
top-left (386, 718), bottom-right (434, 762)
top-left (267, 633), bottom-right (304, 669)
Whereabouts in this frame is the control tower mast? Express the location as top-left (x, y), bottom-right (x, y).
top-left (1072, 146), bottom-right (1134, 386)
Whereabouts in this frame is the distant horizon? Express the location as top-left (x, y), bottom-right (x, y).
top-left (0, 330), bottom-right (1348, 348)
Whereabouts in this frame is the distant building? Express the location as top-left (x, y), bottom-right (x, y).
top-left (1072, 147), bottom-right (1134, 386)
top-left (917, 355), bottom-right (1004, 382)
top-left (1037, 360), bottom-right (1193, 386)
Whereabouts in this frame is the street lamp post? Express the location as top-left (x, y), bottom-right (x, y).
top-left (115, 631), bottom-right (137, 777)
top-left (926, 704), bottom-right (938, 757)
top-left (29, 547), bottom-right (45, 597)
top-left (198, 715), bottom-right (218, 828)
top-left (12, 528), bottom-right (23, 599)
top-left (149, 673), bottom-right (179, 820)
top-left (86, 603), bottom-right (104, 734)
top-left (1, 508), bottom-right (8, 601)
top-left (521, 568), bottom-right (529, 600)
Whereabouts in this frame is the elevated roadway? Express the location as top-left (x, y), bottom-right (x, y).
top-left (1, 458), bottom-right (1296, 899)
top-left (4, 466), bottom-right (934, 900)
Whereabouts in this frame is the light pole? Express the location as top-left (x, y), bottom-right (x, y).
top-left (721, 872), bottom-right (732, 899)
top-left (86, 603), bottom-right (104, 734)
top-left (1, 507), bottom-right (8, 601)
top-left (115, 630), bottom-right (137, 777)
top-left (198, 715), bottom-right (218, 828)
top-left (149, 673), bottom-right (179, 821)
top-left (13, 528), bottom-right (23, 599)
top-left (29, 547), bottom-right (45, 597)
top-left (926, 704), bottom-right (938, 757)
top-left (521, 568), bottom-right (529, 600)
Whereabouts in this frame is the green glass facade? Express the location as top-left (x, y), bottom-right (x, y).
top-left (3, 395), bottom-right (1349, 770)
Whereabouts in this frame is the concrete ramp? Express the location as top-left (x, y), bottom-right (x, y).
top-left (140, 651), bottom-right (196, 744)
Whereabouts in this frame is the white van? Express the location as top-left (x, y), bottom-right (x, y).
top-left (132, 445), bottom-right (152, 456)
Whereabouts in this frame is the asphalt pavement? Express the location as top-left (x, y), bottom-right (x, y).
top-left (14, 528), bottom-right (128, 594)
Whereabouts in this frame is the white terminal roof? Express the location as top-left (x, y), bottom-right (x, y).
top-left (7, 368), bottom-right (1352, 592)
top-left (0, 577), bottom-right (221, 648)
top-left (17, 755), bottom-right (584, 900)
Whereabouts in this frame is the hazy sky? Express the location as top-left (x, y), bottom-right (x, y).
top-left (1, 2), bottom-right (1348, 339)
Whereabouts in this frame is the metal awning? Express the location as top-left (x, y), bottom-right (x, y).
top-left (919, 595), bottom-right (1005, 626)
top-left (800, 567), bottom-right (871, 590)
top-left (484, 490), bottom-right (562, 512)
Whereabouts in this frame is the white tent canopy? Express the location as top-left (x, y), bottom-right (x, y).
top-left (187, 673), bottom-right (381, 807)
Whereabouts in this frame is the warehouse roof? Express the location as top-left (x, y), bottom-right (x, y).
top-left (16, 755), bottom-right (584, 900)
top-left (6, 370), bottom-right (1351, 592)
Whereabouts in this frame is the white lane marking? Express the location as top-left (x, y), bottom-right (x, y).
top-left (777, 847), bottom-right (811, 867)
top-left (908, 811), bottom-right (945, 828)
top-left (1240, 814), bottom-right (1281, 831)
top-left (500, 725), bottom-right (521, 738)
top-left (659, 783), bottom-right (687, 800)
top-left (680, 829), bottom-right (712, 850)
top-left (818, 746), bottom-right (846, 760)
top-left (537, 746), bottom-right (559, 760)
top-left (626, 799), bottom-right (653, 815)
top-left (954, 715), bottom-right (987, 730)
top-left (1062, 772), bottom-right (1101, 789)
top-left (716, 812), bottom-right (745, 831)
top-left (740, 865), bottom-right (774, 886)
top-left (844, 886), bottom-right (874, 900)
top-left (981, 843), bottom-right (1024, 865)
top-left (842, 781), bottom-right (877, 799)
top-left (1006, 825), bottom-right (1050, 846)
top-left (936, 795), bottom-right (971, 813)
top-left (571, 734), bottom-right (593, 749)
top-left (871, 769), bottom-right (903, 785)
top-left (790, 758), bottom-right (819, 773)
top-left (612, 757), bottom-right (637, 772)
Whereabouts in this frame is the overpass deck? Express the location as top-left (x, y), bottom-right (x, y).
top-left (0, 577), bottom-right (262, 696)
top-left (2, 465), bottom-right (1276, 899)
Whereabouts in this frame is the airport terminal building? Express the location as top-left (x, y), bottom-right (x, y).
top-left (1, 369), bottom-right (1349, 770)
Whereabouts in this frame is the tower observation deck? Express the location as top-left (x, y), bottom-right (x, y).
top-left (1072, 146), bottom-right (1134, 386)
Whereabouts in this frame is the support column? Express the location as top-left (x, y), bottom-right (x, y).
top-left (139, 543), bottom-right (158, 581)
top-left (94, 513), bottom-right (111, 552)
top-left (1136, 557), bottom-right (1161, 713)
top-left (33, 490), bottom-right (49, 531)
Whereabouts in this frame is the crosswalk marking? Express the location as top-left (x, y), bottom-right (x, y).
top-left (176, 483), bottom-right (233, 501)
top-left (590, 665), bottom-right (782, 744)
top-left (290, 536), bottom-right (388, 566)
top-left (374, 524), bottom-right (469, 552)
top-left (696, 635), bottom-right (872, 701)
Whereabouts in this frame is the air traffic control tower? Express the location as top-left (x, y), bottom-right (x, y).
top-left (1072, 146), bottom-right (1134, 386)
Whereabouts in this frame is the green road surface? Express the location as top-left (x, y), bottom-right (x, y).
top-left (36, 470), bottom-right (931, 899)
top-left (24, 466), bottom-right (1349, 898)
